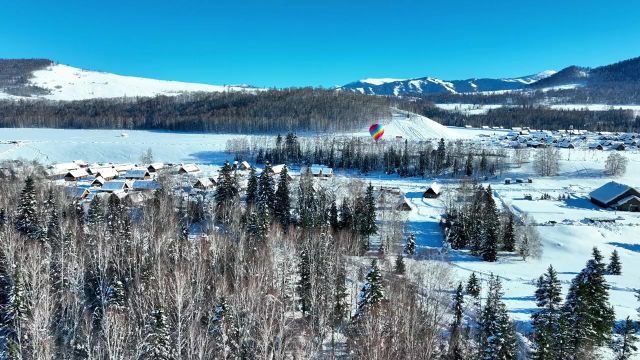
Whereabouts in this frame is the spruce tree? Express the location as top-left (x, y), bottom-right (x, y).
top-left (215, 160), bottom-right (239, 209)
top-left (297, 249), bottom-right (312, 316)
top-left (466, 272), bottom-right (481, 299)
top-left (329, 200), bottom-right (339, 230)
top-left (15, 177), bottom-right (40, 239)
top-left (481, 186), bottom-right (499, 262)
top-left (359, 183), bottom-right (378, 238)
top-left (532, 265), bottom-right (563, 360)
top-left (245, 166), bottom-right (258, 207)
top-left (502, 211), bottom-right (516, 252)
top-left (607, 249), bottom-right (622, 275)
top-left (394, 255), bottom-right (406, 275)
top-left (449, 282), bottom-right (465, 360)
top-left (273, 165), bottom-right (290, 230)
top-left (142, 308), bottom-right (175, 360)
top-left (562, 247), bottom-right (615, 356)
top-left (611, 316), bottom-right (638, 360)
top-left (339, 200), bottom-right (353, 231)
top-left (480, 274), bottom-right (517, 360)
top-left (356, 259), bottom-right (384, 315)
top-left (257, 162), bottom-right (276, 215)
top-left (332, 265), bottom-right (348, 327)
top-left (465, 153), bottom-right (473, 177)
top-left (405, 233), bottom-right (417, 256)
top-left (0, 270), bottom-right (31, 358)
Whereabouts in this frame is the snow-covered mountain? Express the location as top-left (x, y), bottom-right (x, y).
top-left (0, 60), bottom-right (255, 101)
top-left (341, 71), bottom-right (557, 96)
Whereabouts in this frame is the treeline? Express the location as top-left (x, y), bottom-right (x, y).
top-left (0, 88), bottom-right (391, 133)
top-left (399, 99), bottom-right (640, 132)
top-left (0, 59), bottom-right (52, 97)
top-left (229, 133), bottom-right (509, 178)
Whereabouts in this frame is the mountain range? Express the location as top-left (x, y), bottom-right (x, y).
top-left (340, 56), bottom-right (640, 97)
top-left (1, 56), bottom-right (640, 101)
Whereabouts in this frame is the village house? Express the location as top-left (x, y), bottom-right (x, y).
top-left (239, 161), bottom-right (251, 171)
top-left (193, 177), bottom-right (214, 190)
top-left (63, 186), bottom-right (91, 200)
top-left (91, 176), bottom-right (106, 187)
top-left (124, 168), bottom-right (152, 180)
top-left (147, 163), bottom-right (166, 173)
top-left (114, 164), bottom-right (136, 174)
top-left (94, 167), bottom-right (119, 181)
top-left (178, 164), bottom-right (201, 175)
top-left (423, 182), bottom-right (442, 198)
top-left (590, 181), bottom-right (640, 212)
top-left (100, 180), bottom-right (130, 193)
top-left (395, 197), bottom-right (412, 211)
top-left (64, 169), bottom-right (90, 181)
top-left (131, 180), bottom-right (162, 192)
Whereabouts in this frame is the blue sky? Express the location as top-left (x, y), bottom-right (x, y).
top-left (2, 0), bottom-right (640, 87)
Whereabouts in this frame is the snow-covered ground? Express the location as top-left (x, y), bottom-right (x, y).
top-left (436, 103), bottom-right (640, 116)
top-left (0, 63), bottom-right (254, 101)
top-left (2, 118), bottom-right (639, 346)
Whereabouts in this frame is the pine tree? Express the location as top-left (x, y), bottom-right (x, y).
top-left (329, 200), bottom-right (339, 230)
top-left (332, 265), bottom-right (348, 327)
top-left (209, 297), bottom-right (239, 357)
top-left (449, 283), bottom-right (465, 360)
top-left (14, 177), bottom-right (40, 239)
top-left (562, 247), bottom-right (615, 356)
top-left (297, 249), bottom-right (312, 316)
top-left (466, 272), bottom-right (481, 299)
top-left (482, 186), bottom-right (499, 262)
top-left (215, 160), bottom-right (239, 209)
top-left (611, 316), bottom-right (638, 360)
top-left (142, 308), bottom-right (175, 360)
top-left (257, 162), bottom-right (276, 214)
top-left (339, 200), bottom-right (353, 231)
top-left (87, 195), bottom-right (104, 227)
top-left (405, 233), bottom-right (417, 256)
top-left (394, 255), bottom-right (406, 275)
top-left (480, 274), bottom-right (517, 360)
top-left (532, 265), bottom-right (563, 360)
top-left (465, 153), bottom-right (473, 177)
top-left (502, 211), bottom-right (516, 252)
top-left (356, 259), bottom-right (384, 315)
top-left (0, 270), bottom-right (31, 359)
top-left (245, 166), bottom-right (258, 207)
top-left (273, 165), bottom-right (290, 230)
top-left (436, 138), bottom-right (446, 174)
top-left (607, 250), bottom-right (622, 275)
top-left (359, 183), bottom-right (377, 238)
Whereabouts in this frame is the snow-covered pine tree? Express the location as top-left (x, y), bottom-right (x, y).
top-left (480, 274), bottom-right (517, 360)
top-left (142, 308), bottom-right (175, 360)
top-left (465, 153), bottom-right (473, 177)
top-left (329, 200), bottom-right (339, 231)
top-left (14, 176), bottom-right (40, 239)
top-left (245, 165), bottom-right (258, 208)
top-left (562, 247), bottom-right (615, 357)
top-left (481, 186), bottom-right (499, 262)
top-left (394, 255), bottom-right (406, 275)
top-left (405, 233), bottom-right (417, 256)
top-left (359, 182), bottom-right (378, 238)
top-left (257, 162), bottom-right (276, 214)
top-left (339, 199), bottom-right (353, 232)
top-left (298, 168), bottom-right (317, 228)
top-left (332, 264), bottom-right (348, 327)
top-left (607, 249), bottom-right (622, 275)
top-left (87, 195), bottom-right (104, 227)
top-left (532, 265), bottom-right (563, 360)
top-left (215, 160), bottom-right (239, 209)
top-left (297, 249), bottom-right (312, 316)
top-left (502, 210), bottom-right (516, 252)
top-left (466, 272), bottom-right (481, 299)
top-left (611, 316), bottom-right (638, 360)
top-left (0, 270), bottom-right (31, 359)
top-left (209, 297), bottom-right (239, 358)
top-left (273, 165), bottom-right (291, 230)
top-left (356, 259), bottom-right (384, 316)
top-left (449, 282), bottom-right (465, 360)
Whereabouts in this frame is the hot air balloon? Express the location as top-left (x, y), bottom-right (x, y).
top-left (369, 123), bottom-right (384, 142)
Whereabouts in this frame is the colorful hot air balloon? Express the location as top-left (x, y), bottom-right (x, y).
top-left (369, 123), bottom-right (384, 142)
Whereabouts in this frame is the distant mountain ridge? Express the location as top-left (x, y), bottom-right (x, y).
top-left (341, 71), bottom-right (557, 96)
top-left (342, 56), bottom-right (640, 96)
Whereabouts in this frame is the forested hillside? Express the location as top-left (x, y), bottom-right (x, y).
top-left (0, 89), bottom-right (391, 133)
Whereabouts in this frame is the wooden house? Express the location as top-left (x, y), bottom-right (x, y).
top-left (590, 181), bottom-right (640, 211)
top-left (423, 182), bottom-right (442, 198)
top-left (64, 169), bottom-right (89, 181)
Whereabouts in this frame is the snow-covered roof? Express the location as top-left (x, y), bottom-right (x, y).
top-left (94, 167), bottom-right (119, 179)
top-left (65, 169), bottom-right (89, 179)
top-left (124, 168), bottom-right (150, 179)
top-left (193, 177), bottom-right (213, 188)
top-left (614, 195), bottom-right (640, 208)
top-left (100, 180), bottom-right (129, 192)
top-left (147, 163), bottom-right (165, 171)
top-left (114, 164), bottom-right (136, 172)
top-left (271, 164), bottom-right (286, 174)
top-left (179, 164), bottom-right (200, 173)
top-left (589, 181), bottom-right (633, 205)
top-left (427, 182), bottom-right (442, 195)
top-left (131, 180), bottom-right (161, 191)
top-left (63, 186), bottom-right (90, 198)
top-left (92, 176), bottom-right (105, 186)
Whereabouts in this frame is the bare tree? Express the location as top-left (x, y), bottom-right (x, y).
top-left (604, 152), bottom-right (628, 176)
top-left (533, 147), bottom-right (560, 176)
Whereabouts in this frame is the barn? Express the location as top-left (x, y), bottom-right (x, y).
top-left (590, 181), bottom-right (640, 211)
top-left (423, 182), bottom-right (442, 198)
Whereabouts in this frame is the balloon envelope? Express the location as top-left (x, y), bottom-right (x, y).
top-left (369, 123), bottom-right (384, 141)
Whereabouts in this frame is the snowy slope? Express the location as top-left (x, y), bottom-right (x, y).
top-left (0, 63), bottom-right (254, 101)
